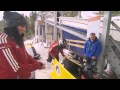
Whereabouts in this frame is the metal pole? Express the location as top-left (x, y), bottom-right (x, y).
top-left (60, 29), bottom-right (63, 40)
top-left (78, 11), bottom-right (81, 18)
top-left (41, 25), bottom-right (43, 41)
top-left (61, 11), bottom-right (63, 16)
top-left (35, 22), bottom-right (37, 37)
top-left (97, 11), bottom-right (112, 77)
top-left (38, 24), bottom-right (40, 43)
top-left (45, 11), bottom-right (48, 43)
top-left (53, 11), bottom-right (58, 41)
top-left (42, 24), bottom-right (45, 43)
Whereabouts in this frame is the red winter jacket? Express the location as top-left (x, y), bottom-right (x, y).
top-left (0, 32), bottom-right (43, 79)
top-left (48, 41), bottom-right (64, 58)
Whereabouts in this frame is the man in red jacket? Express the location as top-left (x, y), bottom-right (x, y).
top-left (47, 39), bottom-right (67, 63)
top-left (0, 11), bottom-right (45, 79)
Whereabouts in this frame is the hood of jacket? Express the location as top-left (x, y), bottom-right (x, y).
top-left (4, 26), bottom-right (24, 47)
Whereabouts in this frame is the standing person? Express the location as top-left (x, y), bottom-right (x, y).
top-left (57, 11), bottom-right (61, 24)
top-left (84, 33), bottom-right (102, 71)
top-left (57, 12), bottom-right (61, 39)
top-left (47, 39), bottom-right (67, 63)
top-left (0, 11), bottom-right (45, 79)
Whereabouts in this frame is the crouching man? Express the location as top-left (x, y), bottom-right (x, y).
top-left (84, 33), bottom-right (102, 72)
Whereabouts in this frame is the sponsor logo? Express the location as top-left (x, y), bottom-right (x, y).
top-left (56, 65), bottom-right (60, 76)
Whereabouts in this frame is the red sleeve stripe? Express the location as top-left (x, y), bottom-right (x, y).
top-left (1, 33), bottom-right (20, 72)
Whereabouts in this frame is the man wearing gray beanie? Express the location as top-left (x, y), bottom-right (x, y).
top-left (0, 11), bottom-right (45, 79)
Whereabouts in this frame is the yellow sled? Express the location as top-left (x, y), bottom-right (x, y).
top-left (50, 58), bottom-right (76, 79)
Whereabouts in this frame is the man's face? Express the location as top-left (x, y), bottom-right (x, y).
top-left (17, 26), bottom-right (26, 35)
top-left (90, 35), bottom-right (96, 41)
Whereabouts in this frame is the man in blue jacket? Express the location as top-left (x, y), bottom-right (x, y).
top-left (84, 33), bottom-right (102, 72)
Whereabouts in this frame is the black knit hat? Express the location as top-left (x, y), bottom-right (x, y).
top-left (3, 11), bottom-right (27, 28)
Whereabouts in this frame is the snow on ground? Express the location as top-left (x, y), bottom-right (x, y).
top-left (34, 45), bottom-right (53, 79)
top-left (24, 40), bottom-right (53, 79)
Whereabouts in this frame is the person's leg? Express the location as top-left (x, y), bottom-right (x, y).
top-left (47, 54), bottom-right (53, 69)
top-left (91, 60), bottom-right (97, 66)
top-left (86, 58), bottom-right (92, 71)
top-left (90, 60), bottom-right (97, 72)
top-left (55, 55), bottom-right (59, 62)
top-left (47, 54), bottom-right (52, 63)
top-left (86, 57), bottom-right (91, 63)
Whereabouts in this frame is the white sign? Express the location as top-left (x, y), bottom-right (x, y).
top-left (87, 16), bottom-right (101, 38)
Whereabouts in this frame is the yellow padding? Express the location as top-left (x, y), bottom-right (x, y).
top-left (50, 58), bottom-right (76, 79)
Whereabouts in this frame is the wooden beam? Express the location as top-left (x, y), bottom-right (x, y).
top-left (68, 43), bottom-right (84, 48)
top-left (66, 39), bottom-right (85, 44)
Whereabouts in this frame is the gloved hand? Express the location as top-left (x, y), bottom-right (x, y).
top-left (32, 62), bottom-right (46, 70)
top-left (40, 63), bottom-right (46, 69)
top-left (82, 59), bottom-right (87, 67)
top-left (83, 55), bottom-right (87, 62)
top-left (82, 56), bottom-right (87, 67)
top-left (83, 59), bottom-right (87, 63)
